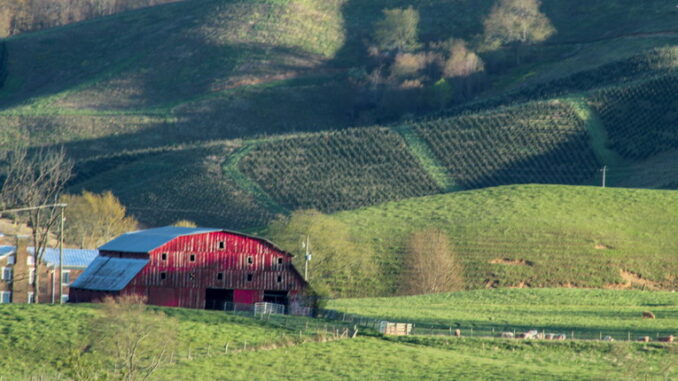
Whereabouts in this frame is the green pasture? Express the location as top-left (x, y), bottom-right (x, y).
top-left (333, 185), bottom-right (678, 291)
top-left (329, 289), bottom-right (678, 340)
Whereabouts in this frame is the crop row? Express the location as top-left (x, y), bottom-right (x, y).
top-left (239, 128), bottom-right (441, 212)
top-left (589, 74), bottom-right (678, 160)
top-left (414, 101), bottom-right (600, 189)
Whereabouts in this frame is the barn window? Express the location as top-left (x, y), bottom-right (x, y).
top-left (247, 256), bottom-right (253, 265)
top-left (217, 272), bottom-right (223, 280)
top-left (160, 272), bottom-right (167, 280)
top-left (189, 254), bottom-right (196, 262)
top-left (218, 241), bottom-right (225, 250)
top-left (246, 273), bottom-right (253, 282)
top-left (277, 275), bottom-right (282, 283)
top-left (161, 253), bottom-right (167, 261)
top-left (277, 258), bottom-right (283, 265)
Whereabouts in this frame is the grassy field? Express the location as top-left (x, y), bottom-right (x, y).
top-left (0, 303), bottom-right (334, 380)
top-left (156, 336), bottom-right (676, 381)
top-left (330, 185), bottom-right (678, 292)
top-left (329, 289), bottom-right (678, 340)
top-left (1, 292), bottom-right (675, 380)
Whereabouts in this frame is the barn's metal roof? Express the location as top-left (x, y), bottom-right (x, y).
top-left (99, 226), bottom-right (222, 253)
top-left (70, 256), bottom-right (148, 291)
top-left (0, 245), bottom-right (98, 268)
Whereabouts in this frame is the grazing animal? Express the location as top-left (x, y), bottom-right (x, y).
top-left (637, 336), bottom-right (651, 342)
top-left (500, 332), bottom-right (514, 339)
top-left (521, 330), bottom-right (539, 339)
top-left (545, 333), bottom-right (556, 340)
top-left (554, 334), bottom-right (566, 340)
top-left (642, 311), bottom-right (656, 319)
top-left (454, 329), bottom-right (461, 337)
top-left (603, 336), bottom-right (614, 342)
top-left (657, 335), bottom-right (674, 343)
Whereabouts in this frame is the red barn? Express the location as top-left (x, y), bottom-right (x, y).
top-left (69, 227), bottom-right (309, 313)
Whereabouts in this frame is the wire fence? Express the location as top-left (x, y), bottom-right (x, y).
top-left (315, 308), bottom-right (676, 343)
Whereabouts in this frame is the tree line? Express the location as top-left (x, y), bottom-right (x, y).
top-left (0, 0), bottom-right (181, 37)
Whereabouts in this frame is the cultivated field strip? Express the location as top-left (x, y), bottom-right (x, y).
top-left (413, 101), bottom-right (600, 189)
top-left (589, 74), bottom-right (678, 160)
top-left (238, 127), bottom-right (441, 212)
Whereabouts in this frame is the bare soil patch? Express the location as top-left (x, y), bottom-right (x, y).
top-left (489, 258), bottom-right (534, 266)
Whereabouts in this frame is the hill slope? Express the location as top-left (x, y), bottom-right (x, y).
top-left (0, 0), bottom-right (677, 230)
top-left (329, 185), bottom-right (678, 292)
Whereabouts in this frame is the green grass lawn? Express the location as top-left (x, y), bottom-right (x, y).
top-left (329, 289), bottom-right (678, 340)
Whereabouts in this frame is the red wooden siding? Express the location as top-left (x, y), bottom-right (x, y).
top-left (89, 231), bottom-right (306, 309)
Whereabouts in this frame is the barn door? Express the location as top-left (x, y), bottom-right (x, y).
top-left (205, 288), bottom-right (233, 310)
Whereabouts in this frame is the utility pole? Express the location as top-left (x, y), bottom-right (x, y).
top-left (303, 235), bottom-right (311, 281)
top-left (600, 165), bottom-right (607, 188)
top-left (59, 205), bottom-right (65, 304)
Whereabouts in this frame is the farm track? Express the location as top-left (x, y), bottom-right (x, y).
top-left (392, 124), bottom-right (459, 192)
top-left (222, 143), bottom-right (289, 216)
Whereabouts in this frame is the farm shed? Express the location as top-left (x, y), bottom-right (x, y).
top-left (0, 239), bottom-right (98, 304)
top-left (69, 226), bottom-right (309, 313)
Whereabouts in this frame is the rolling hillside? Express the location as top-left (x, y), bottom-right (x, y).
top-left (328, 185), bottom-right (678, 292)
top-left (0, 0), bottom-right (677, 231)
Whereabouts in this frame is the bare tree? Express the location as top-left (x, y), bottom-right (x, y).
top-left (90, 295), bottom-right (178, 381)
top-left (482, 0), bottom-right (555, 63)
top-left (372, 6), bottom-right (421, 54)
top-left (443, 39), bottom-right (486, 99)
top-left (0, 146), bottom-right (73, 302)
top-left (400, 229), bottom-right (464, 295)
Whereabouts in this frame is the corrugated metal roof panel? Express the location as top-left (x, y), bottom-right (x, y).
top-left (70, 256), bottom-right (148, 291)
top-left (98, 226), bottom-right (222, 253)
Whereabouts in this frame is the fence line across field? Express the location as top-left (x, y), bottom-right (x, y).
top-left (314, 308), bottom-right (675, 342)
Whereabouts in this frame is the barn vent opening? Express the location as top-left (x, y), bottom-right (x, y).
top-left (246, 273), bottom-right (253, 282)
top-left (217, 272), bottom-right (224, 280)
top-left (218, 241), bottom-right (225, 250)
top-left (160, 272), bottom-right (167, 280)
top-left (161, 253), bottom-right (167, 261)
top-left (247, 256), bottom-right (253, 264)
top-left (277, 258), bottom-right (283, 265)
top-left (277, 275), bottom-right (282, 283)
top-left (189, 254), bottom-right (196, 262)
